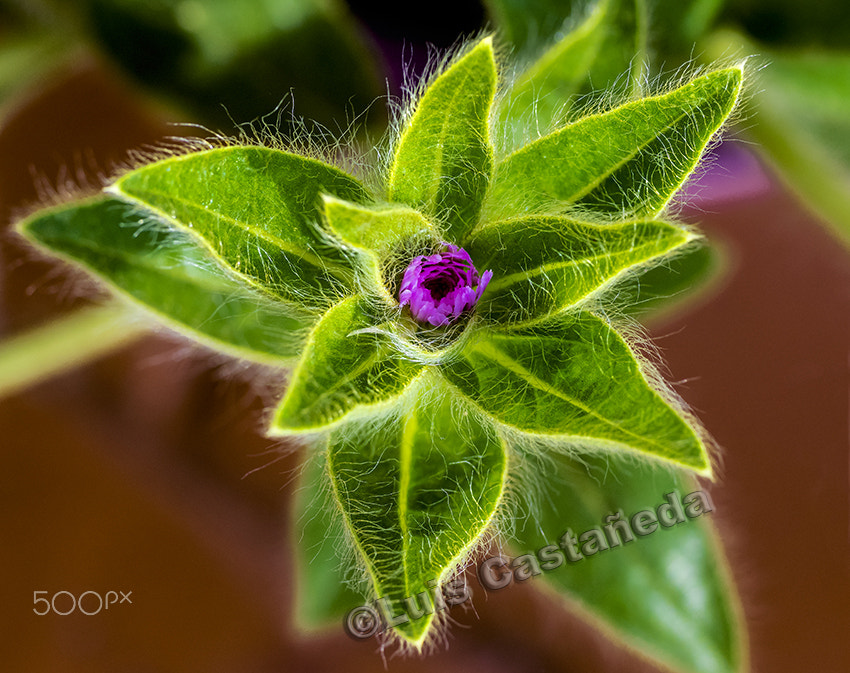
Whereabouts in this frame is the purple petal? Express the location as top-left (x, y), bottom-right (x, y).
top-left (398, 244), bottom-right (492, 326)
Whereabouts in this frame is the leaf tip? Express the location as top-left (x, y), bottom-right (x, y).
top-left (107, 166), bottom-right (139, 193)
top-left (463, 34), bottom-right (497, 72)
top-left (657, 219), bottom-right (702, 250)
top-left (391, 613), bottom-right (439, 653)
top-left (12, 199), bottom-right (72, 247)
top-left (267, 399), bottom-right (314, 437)
top-left (679, 228), bottom-right (705, 251)
top-left (687, 451), bottom-right (714, 479)
top-left (104, 180), bottom-right (142, 211)
top-left (713, 64), bottom-right (746, 108)
top-left (12, 211), bottom-right (34, 240)
top-left (729, 63), bottom-right (745, 93)
top-left (680, 436), bottom-right (715, 479)
top-left (268, 379), bottom-right (330, 436)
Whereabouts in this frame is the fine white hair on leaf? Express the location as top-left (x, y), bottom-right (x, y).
top-left (105, 89), bottom-right (386, 197)
top-left (291, 444), bottom-right (377, 608)
top-left (382, 28), bottom-right (504, 181)
top-left (9, 28), bottom-right (743, 655)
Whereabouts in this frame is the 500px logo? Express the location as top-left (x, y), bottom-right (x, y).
top-left (33, 590), bottom-right (132, 616)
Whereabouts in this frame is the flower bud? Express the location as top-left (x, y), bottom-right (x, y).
top-left (399, 244), bottom-right (492, 326)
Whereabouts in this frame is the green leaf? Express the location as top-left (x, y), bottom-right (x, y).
top-left (464, 215), bottom-right (695, 324)
top-left (489, 67), bottom-right (743, 219)
top-left (442, 312), bottom-right (709, 472)
top-left (0, 303), bottom-right (145, 399)
top-left (292, 451), bottom-right (366, 631)
top-left (321, 196), bottom-right (440, 303)
top-left (327, 383), bottom-right (507, 646)
top-left (720, 0), bottom-right (848, 49)
top-left (17, 196), bottom-right (310, 363)
top-left (322, 196), bottom-right (439, 255)
top-left (756, 51), bottom-right (850, 245)
top-left (615, 243), bottom-right (723, 318)
top-left (388, 38), bottom-right (497, 241)
top-left (485, 0), bottom-right (576, 49)
top-left (650, 0), bottom-right (725, 59)
top-left (706, 30), bottom-right (850, 246)
top-left (498, 1), bottom-right (609, 139)
top-left (498, 0), bottom-right (649, 151)
top-left (270, 295), bottom-right (423, 434)
top-left (493, 1), bottom-right (723, 320)
top-left (87, 0), bottom-right (384, 129)
top-left (0, 30), bottom-right (71, 106)
top-left (111, 146), bottom-right (371, 306)
top-left (576, 0), bottom-right (648, 98)
top-left (512, 451), bottom-right (741, 673)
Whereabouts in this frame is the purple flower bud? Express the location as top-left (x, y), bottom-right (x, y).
top-left (398, 243), bottom-right (493, 326)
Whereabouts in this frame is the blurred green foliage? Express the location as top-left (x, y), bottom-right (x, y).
top-left (0, 0), bottom-right (384, 130)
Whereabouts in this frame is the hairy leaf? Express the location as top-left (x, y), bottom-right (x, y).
top-left (464, 215), bottom-right (695, 323)
top-left (17, 196), bottom-right (309, 363)
top-left (616, 244), bottom-right (722, 318)
top-left (512, 451), bottom-right (741, 673)
top-left (732, 37), bottom-right (850, 245)
top-left (489, 67), bottom-right (743, 218)
top-left (327, 384), bottom-right (507, 645)
top-left (442, 312), bottom-right (709, 471)
top-left (322, 196), bottom-right (440, 302)
top-left (388, 38), bottom-right (497, 240)
top-left (498, 0), bottom-right (649, 150)
top-left (322, 196), bottom-right (439, 254)
top-left (111, 146), bottom-right (371, 306)
top-left (270, 296), bottom-right (422, 433)
top-left (292, 452), bottom-right (366, 630)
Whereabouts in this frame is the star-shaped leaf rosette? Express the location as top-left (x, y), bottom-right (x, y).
top-left (17, 37), bottom-right (744, 656)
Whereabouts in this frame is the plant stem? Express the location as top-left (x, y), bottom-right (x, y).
top-left (0, 303), bottom-right (147, 398)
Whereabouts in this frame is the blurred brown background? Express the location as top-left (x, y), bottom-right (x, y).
top-left (1, 16), bottom-right (849, 673)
